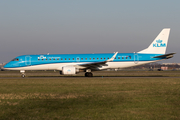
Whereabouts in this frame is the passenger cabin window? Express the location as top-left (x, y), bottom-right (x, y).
top-left (81, 58), bottom-right (83, 60)
top-left (118, 57), bottom-right (120, 59)
top-left (69, 58), bottom-right (70, 60)
top-left (122, 57), bottom-right (124, 59)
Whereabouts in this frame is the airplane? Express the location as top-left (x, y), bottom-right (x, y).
top-left (2, 28), bottom-right (175, 77)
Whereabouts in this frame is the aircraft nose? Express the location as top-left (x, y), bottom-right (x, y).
top-left (3, 63), bottom-right (11, 68)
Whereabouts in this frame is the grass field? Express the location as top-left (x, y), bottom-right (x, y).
top-left (0, 71), bottom-right (180, 119)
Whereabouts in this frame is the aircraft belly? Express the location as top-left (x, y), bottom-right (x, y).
top-left (99, 61), bottom-right (160, 70)
top-left (4, 64), bottom-right (49, 70)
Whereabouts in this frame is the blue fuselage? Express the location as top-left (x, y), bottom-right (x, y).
top-left (4, 53), bottom-right (163, 69)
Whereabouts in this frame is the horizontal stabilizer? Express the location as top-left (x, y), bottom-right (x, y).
top-left (153, 53), bottom-right (176, 59)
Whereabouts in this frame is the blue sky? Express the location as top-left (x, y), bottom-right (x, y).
top-left (0, 0), bottom-right (180, 63)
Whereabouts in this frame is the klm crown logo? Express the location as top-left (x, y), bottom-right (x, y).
top-left (156, 39), bottom-right (162, 43)
top-left (153, 39), bottom-right (166, 47)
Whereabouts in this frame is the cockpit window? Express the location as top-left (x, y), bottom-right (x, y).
top-left (12, 58), bottom-right (19, 61)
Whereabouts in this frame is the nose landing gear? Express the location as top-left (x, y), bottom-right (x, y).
top-left (21, 74), bottom-right (26, 78)
top-left (20, 70), bottom-right (26, 78)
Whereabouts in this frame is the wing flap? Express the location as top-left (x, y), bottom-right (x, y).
top-left (80, 61), bottom-right (106, 68)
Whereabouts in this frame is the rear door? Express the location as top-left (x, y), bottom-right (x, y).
top-left (134, 53), bottom-right (139, 64)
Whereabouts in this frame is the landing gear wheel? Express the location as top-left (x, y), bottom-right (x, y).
top-left (21, 74), bottom-right (26, 78)
top-left (85, 72), bottom-right (88, 77)
top-left (85, 72), bottom-right (93, 77)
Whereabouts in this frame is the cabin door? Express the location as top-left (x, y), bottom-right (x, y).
top-left (134, 53), bottom-right (139, 64)
top-left (25, 56), bottom-right (31, 65)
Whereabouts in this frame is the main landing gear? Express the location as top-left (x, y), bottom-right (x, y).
top-left (85, 69), bottom-right (93, 77)
top-left (85, 72), bottom-right (93, 77)
top-left (20, 70), bottom-right (26, 78)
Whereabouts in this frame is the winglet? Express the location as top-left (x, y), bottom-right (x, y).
top-left (107, 52), bottom-right (118, 62)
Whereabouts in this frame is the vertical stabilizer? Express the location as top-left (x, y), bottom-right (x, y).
top-left (138, 28), bottom-right (170, 54)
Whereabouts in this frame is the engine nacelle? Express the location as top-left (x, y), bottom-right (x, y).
top-left (60, 66), bottom-right (79, 75)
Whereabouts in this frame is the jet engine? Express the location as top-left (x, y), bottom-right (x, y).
top-left (60, 66), bottom-right (79, 75)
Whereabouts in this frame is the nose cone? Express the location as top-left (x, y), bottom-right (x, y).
top-left (3, 62), bottom-right (11, 69)
top-left (4, 63), bottom-right (9, 68)
top-left (1, 63), bottom-right (9, 71)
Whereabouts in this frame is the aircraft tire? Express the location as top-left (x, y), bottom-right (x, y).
top-left (85, 72), bottom-right (93, 77)
top-left (89, 72), bottom-right (93, 77)
top-left (21, 74), bottom-right (26, 78)
top-left (85, 72), bottom-right (88, 77)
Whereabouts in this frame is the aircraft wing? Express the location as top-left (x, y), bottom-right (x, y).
top-left (79, 61), bottom-right (107, 68)
top-left (77, 52), bottom-right (118, 69)
top-left (153, 53), bottom-right (176, 59)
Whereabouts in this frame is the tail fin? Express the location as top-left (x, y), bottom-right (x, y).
top-left (138, 28), bottom-right (170, 54)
